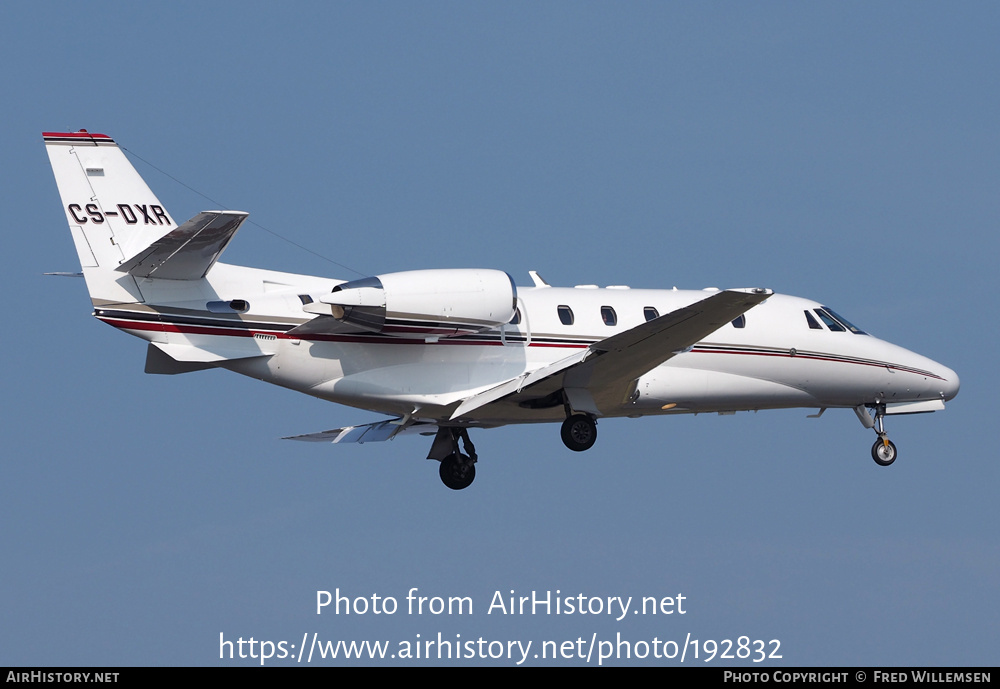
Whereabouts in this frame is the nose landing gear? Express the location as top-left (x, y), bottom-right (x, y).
top-left (859, 403), bottom-right (897, 466)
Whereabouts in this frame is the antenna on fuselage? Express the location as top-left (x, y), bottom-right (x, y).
top-left (528, 270), bottom-right (550, 288)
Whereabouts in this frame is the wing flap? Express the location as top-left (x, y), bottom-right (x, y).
top-left (117, 210), bottom-right (248, 280)
top-left (283, 419), bottom-right (438, 443)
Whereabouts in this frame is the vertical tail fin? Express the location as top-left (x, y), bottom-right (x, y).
top-left (44, 130), bottom-right (177, 304)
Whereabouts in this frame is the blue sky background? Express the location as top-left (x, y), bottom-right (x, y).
top-left (1, 2), bottom-right (996, 666)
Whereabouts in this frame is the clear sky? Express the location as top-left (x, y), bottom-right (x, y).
top-left (1, 2), bottom-right (996, 666)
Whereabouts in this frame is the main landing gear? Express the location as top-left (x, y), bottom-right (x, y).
top-left (561, 414), bottom-right (597, 452)
top-left (431, 415), bottom-right (599, 489)
top-left (439, 452), bottom-right (476, 490)
top-left (431, 427), bottom-right (478, 490)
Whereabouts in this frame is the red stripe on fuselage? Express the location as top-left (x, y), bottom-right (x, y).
top-left (99, 315), bottom-right (937, 376)
top-left (97, 316), bottom-right (589, 349)
top-left (689, 346), bottom-right (945, 380)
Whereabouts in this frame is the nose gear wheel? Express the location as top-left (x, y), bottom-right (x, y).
top-left (872, 437), bottom-right (897, 466)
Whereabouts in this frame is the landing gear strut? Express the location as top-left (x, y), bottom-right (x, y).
top-left (870, 404), bottom-right (897, 467)
top-left (431, 427), bottom-right (478, 490)
top-left (561, 414), bottom-right (597, 452)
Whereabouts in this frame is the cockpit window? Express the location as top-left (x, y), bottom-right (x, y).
top-left (821, 307), bottom-right (867, 335)
top-left (643, 307), bottom-right (659, 321)
top-left (601, 306), bottom-right (617, 326)
top-left (814, 307), bottom-right (867, 334)
top-left (557, 305), bottom-right (574, 326)
top-left (814, 308), bottom-right (845, 332)
top-left (731, 315), bottom-right (745, 328)
top-left (804, 310), bottom-right (822, 329)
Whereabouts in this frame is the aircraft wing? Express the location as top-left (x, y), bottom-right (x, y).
top-left (451, 288), bottom-right (772, 420)
top-left (283, 419), bottom-right (439, 443)
top-left (116, 210), bottom-right (249, 280)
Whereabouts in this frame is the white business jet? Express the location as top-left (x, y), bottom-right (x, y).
top-left (44, 131), bottom-right (959, 489)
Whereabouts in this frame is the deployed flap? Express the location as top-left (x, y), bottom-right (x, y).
top-left (283, 418), bottom-right (438, 443)
top-left (117, 210), bottom-right (249, 280)
top-left (451, 288), bottom-right (772, 419)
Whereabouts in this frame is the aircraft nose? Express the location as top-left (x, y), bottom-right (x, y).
top-left (885, 339), bottom-right (960, 402)
top-left (936, 363), bottom-right (960, 401)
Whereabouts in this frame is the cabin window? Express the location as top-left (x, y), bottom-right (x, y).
top-left (805, 310), bottom-right (822, 329)
top-left (557, 305), bottom-right (574, 326)
top-left (644, 307), bottom-right (659, 321)
top-left (298, 295), bottom-right (314, 305)
top-left (731, 315), bottom-right (745, 328)
top-left (509, 308), bottom-right (521, 325)
top-left (601, 306), bottom-right (617, 326)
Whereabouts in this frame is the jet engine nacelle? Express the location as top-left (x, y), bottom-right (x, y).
top-left (316, 269), bottom-right (517, 338)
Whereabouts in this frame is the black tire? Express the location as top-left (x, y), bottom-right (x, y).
top-left (439, 452), bottom-right (476, 490)
top-left (871, 438), bottom-right (897, 466)
top-left (561, 415), bottom-right (597, 452)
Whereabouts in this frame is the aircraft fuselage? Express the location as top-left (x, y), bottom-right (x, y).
top-left (96, 264), bottom-right (958, 425)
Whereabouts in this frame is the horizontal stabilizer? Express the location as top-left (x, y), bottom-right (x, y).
top-left (117, 210), bottom-right (248, 280)
top-left (284, 419), bottom-right (438, 443)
